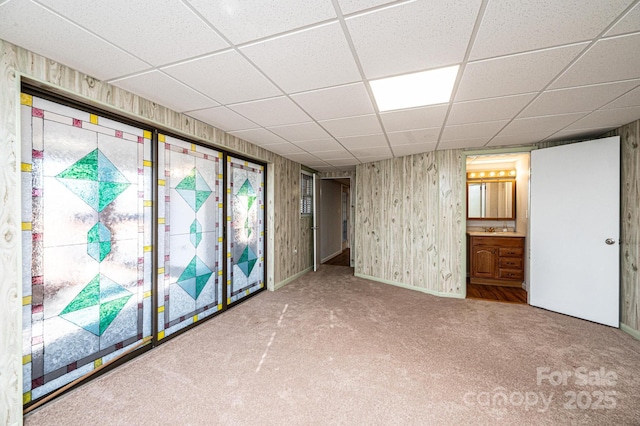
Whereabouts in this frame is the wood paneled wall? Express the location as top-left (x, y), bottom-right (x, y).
top-left (603, 121), bottom-right (640, 334)
top-left (355, 151), bottom-right (464, 296)
top-left (0, 40), bottom-right (22, 426)
top-left (0, 39), bottom-right (313, 422)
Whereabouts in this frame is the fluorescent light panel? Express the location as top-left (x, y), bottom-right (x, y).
top-left (370, 65), bottom-right (459, 112)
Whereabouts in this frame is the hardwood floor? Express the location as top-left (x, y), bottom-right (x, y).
top-left (324, 248), bottom-right (351, 266)
top-left (466, 281), bottom-right (527, 304)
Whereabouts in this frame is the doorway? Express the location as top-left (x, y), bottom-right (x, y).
top-left (465, 151), bottom-right (531, 304)
top-left (319, 178), bottom-right (352, 267)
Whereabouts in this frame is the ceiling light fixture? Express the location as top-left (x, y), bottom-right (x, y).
top-left (370, 65), bottom-right (459, 112)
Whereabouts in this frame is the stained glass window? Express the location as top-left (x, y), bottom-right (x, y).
top-left (227, 156), bottom-right (265, 304)
top-left (20, 94), bottom-right (153, 405)
top-left (157, 135), bottom-right (223, 339)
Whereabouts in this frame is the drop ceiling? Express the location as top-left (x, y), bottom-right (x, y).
top-left (1, 0), bottom-right (639, 172)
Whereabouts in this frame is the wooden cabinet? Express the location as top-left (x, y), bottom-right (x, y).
top-left (470, 235), bottom-right (525, 287)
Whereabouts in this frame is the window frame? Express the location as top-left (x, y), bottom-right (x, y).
top-left (300, 170), bottom-right (313, 216)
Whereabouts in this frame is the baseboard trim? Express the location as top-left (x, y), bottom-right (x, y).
top-left (354, 273), bottom-right (465, 299)
top-left (620, 322), bottom-right (640, 341)
top-left (274, 267), bottom-right (313, 290)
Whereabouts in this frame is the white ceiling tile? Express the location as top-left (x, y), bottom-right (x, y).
top-left (391, 143), bottom-right (437, 157)
top-left (37, 0), bottom-right (228, 66)
top-left (500, 112), bottom-right (587, 135)
top-left (606, 2), bottom-right (640, 36)
top-left (293, 139), bottom-right (344, 152)
top-left (290, 83), bottom-right (375, 121)
top-left (441, 120), bottom-right (508, 141)
top-left (437, 138), bottom-right (490, 150)
top-left (111, 71), bottom-right (217, 112)
top-left (448, 93), bottom-right (536, 125)
top-left (387, 128), bottom-right (440, 146)
top-left (163, 51), bottom-right (282, 105)
top-left (188, 0), bottom-right (335, 44)
top-left (520, 80), bottom-right (640, 118)
top-left (380, 105), bottom-right (448, 132)
top-left (337, 0), bottom-right (397, 15)
top-left (488, 133), bottom-right (552, 146)
top-left (228, 97), bottom-right (310, 127)
top-left (267, 122), bottom-right (330, 142)
top-left (326, 158), bottom-right (359, 166)
top-left (457, 44), bottom-right (587, 102)
top-left (263, 142), bottom-right (306, 156)
top-left (228, 128), bottom-right (288, 146)
top-left (283, 152), bottom-right (326, 163)
top-left (346, 0), bottom-right (481, 78)
top-left (319, 114), bottom-right (382, 137)
top-left (551, 34), bottom-right (640, 89)
top-left (185, 107), bottom-right (258, 132)
top-left (350, 145), bottom-right (392, 158)
top-left (240, 22), bottom-right (361, 93)
top-left (470, 0), bottom-right (632, 60)
top-left (603, 84), bottom-right (640, 109)
top-left (0, 1), bottom-right (148, 80)
top-left (338, 134), bottom-right (388, 149)
top-left (546, 128), bottom-right (616, 142)
top-left (564, 106), bottom-right (640, 130)
top-left (354, 153), bottom-right (393, 163)
top-left (314, 150), bottom-right (356, 160)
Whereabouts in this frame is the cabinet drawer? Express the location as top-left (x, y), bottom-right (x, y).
top-left (499, 269), bottom-right (524, 280)
top-left (499, 257), bottom-right (523, 269)
top-left (498, 247), bottom-right (523, 257)
top-left (471, 236), bottom-right (524, 248)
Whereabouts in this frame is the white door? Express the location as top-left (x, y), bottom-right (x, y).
top-left (529, 137), bottom-right (620, 327)
top-left (313, 174), bottom-right (321, 271)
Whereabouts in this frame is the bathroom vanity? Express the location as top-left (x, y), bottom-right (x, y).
top-left (468, 232), bottom-right (525, 287)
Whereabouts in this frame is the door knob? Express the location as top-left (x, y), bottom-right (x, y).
top-left (605, 238), bottom-right (616, 245)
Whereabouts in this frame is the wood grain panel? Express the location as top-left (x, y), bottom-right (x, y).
top-left (355, 150), bottom-right (465, 296)
top-left (0, 40), bottom-right (22, 426)
top-left (0, 39), bottom-right (313, 421)
top-left (619, 120), bottom-right (640, 331)
top-left (437, 150), bottom-right (464, 295)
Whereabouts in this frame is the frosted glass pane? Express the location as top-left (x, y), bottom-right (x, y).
top-left (227, 157), bottom-right (265, 304)
top-left (158, 136), bottom-right (222, 338)
top-left (22, 94), bottom-right (152, 405)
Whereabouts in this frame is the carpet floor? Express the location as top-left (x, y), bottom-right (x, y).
top-left (25, 266), bottom-right (640, 425)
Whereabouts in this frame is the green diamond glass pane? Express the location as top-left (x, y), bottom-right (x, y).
top-left (57, 149), bottom-right (99, 181)
top-left (237, 179), bottom-right (255, 196)
top-left (237, 179), bottom-right (256, 210)
top-left (176, 168), bottom-right (212, 212)
top-left (99, 297), bottom-right (131, 335)
top-left (60, 275), bottom-right (100, 315)
top-left (237, 246), bottom-right (258, 277)
top-left (56, 149), bottom-right (130, 212)
top-left (177, 256), bottom-right (212, 299)
top-left (190, 219), bottom-right (202, 247)
top-left (59, 274), bottom-right (132, 336)
top-left (87, 222), bottom-right (111, 262)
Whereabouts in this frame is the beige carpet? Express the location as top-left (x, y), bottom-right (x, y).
top-left (25, 266), bottom-right (640, 425)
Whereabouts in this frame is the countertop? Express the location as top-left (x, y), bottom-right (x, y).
top-left (467, 231), bottom-right (526, 238)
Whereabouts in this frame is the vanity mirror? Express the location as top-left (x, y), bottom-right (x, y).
top-left (467, 171), bottom-right (516, 220)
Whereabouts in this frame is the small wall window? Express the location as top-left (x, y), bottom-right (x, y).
top-left (300, 172), bottom-right (313, 215)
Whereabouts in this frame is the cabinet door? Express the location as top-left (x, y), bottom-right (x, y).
top-left (472, 246), bottom-right (495, 278)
